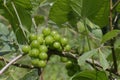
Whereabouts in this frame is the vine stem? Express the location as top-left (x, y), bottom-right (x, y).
top-left (0, 54), bottom-right (23, 75)
top-left (109, 0), bottom-right (118, 73)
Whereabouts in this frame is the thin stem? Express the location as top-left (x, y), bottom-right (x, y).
top-left (3, 4), bottom-right (13, 17)
top-left (110, 0), bottom-right (113, 31)
top-left (83, 19), bottom-right (91, 50)
top-left (86, 59), bottom-right (120, 77)
top-left (0, 54), bottom-right (23, 75)
top-left (0, 56), bottom-right (35, 69)
top-left (112, 0), bottom-right (120, 10)
top-left (11, 2), bottom-right (27, 40)
top-left (0, 49), bottom-right (77, 75)
top-left (39, 69), bottom-right (44, 80)
top-left (3, 0), bottom-right (6, 5)
top-left (11, 2), bottom-right (22, 28)
top-left (84, 20), bottom-right (91, 50)
top-left (109, 0), bottom-right (118, 73)
top-left (32, 17), bottom-right (38, 34)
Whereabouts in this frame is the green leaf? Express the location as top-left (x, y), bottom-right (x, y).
top-left (99, 49), bottom-right (109, 70)
top-left (78, 49), bottom-right (98, 65)
top-left (0, 23), bottom-right (9, 35)
top-left (89, 0), bottom-right (109, 27)
top-left (20, 70), bottom-right (38, 80)
top-left (15, 4), bottom-right (32, 31)
top-left (101, 30), bottom-right (120, 43)
top-left (49, 0), bottom-right (71, 24)
top-left (70, 0), bottom-right (103, 17)
top-left (34, 15), bottom-right (45, 26)
top-left (68, 11), bottom-right (79, 28)
top-left (85, 19), bottom-right (103, 39)
top-left (72, 70), bottom-right (108, 80)
top-left (70, 0), bottom-right (109, 27)
top-left (116, 3), bottom-right (120, 13)
top-left (0, 1), bottom-right (32, 44)
top-left (13, 0), bottom-right (32, 10)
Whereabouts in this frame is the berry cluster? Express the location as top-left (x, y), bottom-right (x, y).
top-left (22, 28), bottom-right (71, 68)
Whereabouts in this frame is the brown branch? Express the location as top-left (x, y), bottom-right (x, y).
top-left (0, 54), bottom-right (23, 75)
top-left (0, 57), bottom-right (37, 69)
top-left (48, 49), bottom-right (78, 60)
top-left (112, 0), bottom-right (120, 10)
top-left (109, 0), bottom-right (118, 73)
top-left (39, 68), bottom-right (44, 80)
top-left (86, 59), bottom-right (120, 77)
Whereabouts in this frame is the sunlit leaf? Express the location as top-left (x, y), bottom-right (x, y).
top-left (78, 49), bottom-right (98, 65)
top-left (101, 30), bottom-right (120, 43)
top-left (99, 49), bottom-right (109, 70)
top-left (72, 70), bottom-right (108, 80)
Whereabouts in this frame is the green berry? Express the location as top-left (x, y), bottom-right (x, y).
top-left (38, 60), bottom-right (47, 68)
top-left (39, 52), bottom-right (48, 60)
top-left (53, 34), bottom-right (61, 41)
top-left (45, 35), bottom-right (54, 45)
top-left (51, 30), bottom-right (58, 36)
top-left (60, 38), bottom-right (68, 46)
top-left (37, 35), bottom-right (44, 44)
top-left (53, 42), bottom-right (61, 49)
top-left (65, 60), bottom-right (73, 69)
top-left (60, 57), bottom-right (68, 62)
top-left (29, 33), bottom-right (37, 41)
top-left (39, 45), bottom-right (48, 52)
top-left (64, 45), bottom-right (71, 51)
top-left (29, 49), bottom-right (39, 57)
top-left (31, 59), bottom-right (39, 66)
top-left (30, 40), bottom-right (40, 48)
top-left (22, 45), bottom-right (31, 54)
top-left (42, 28), bottom-right (51, 36)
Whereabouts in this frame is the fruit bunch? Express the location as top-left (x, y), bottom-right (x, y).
top-left (22, 28), bottom-right (71, 68)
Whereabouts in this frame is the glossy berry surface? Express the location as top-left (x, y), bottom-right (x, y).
top-left (39, 52), bottom-right (48, 60)
top-left (53, 42), bottom-right (61, 49)
top-left (30, 40), bottom-right (40, 48)
top-left (22, 45), bottom-right (31, 54)
top-left (42, 28), bottom-right (51, 36)
top-left (45, 35), bottom-right (54, 45)
top-left (38, 60), bottom-right (46, 68)
top-left (60, 38), bottom-right (68, 46)
top-left (39, 45), bottom-right (48, 52)
top-left (64, 45), bottom-right (71, 51)
top-left (29, 49), bottom-right (39, 57)
top-left (29, 33), bottom-right (37, 41)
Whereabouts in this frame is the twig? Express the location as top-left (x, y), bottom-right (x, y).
top-left (112, 0), bottom-right (120, 10)
top-left (0, 49), bottom-right (77, 75)
top-left (39, 68), bottom-right (44, 80)
top-left (11, 2), bottom-right (27, 40)
top-left (86, 59), bottom-right (120, 77)
top-left (0, 54), bottom-right (23, 75)
top-left (48, 49), bottom-right (78, 60)
top-left (0, 57), bottom-right (36, 69)
top-left (109, 0), bottom-right (118, 73)
top-left (32, 17), bottom-right (38, 34)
